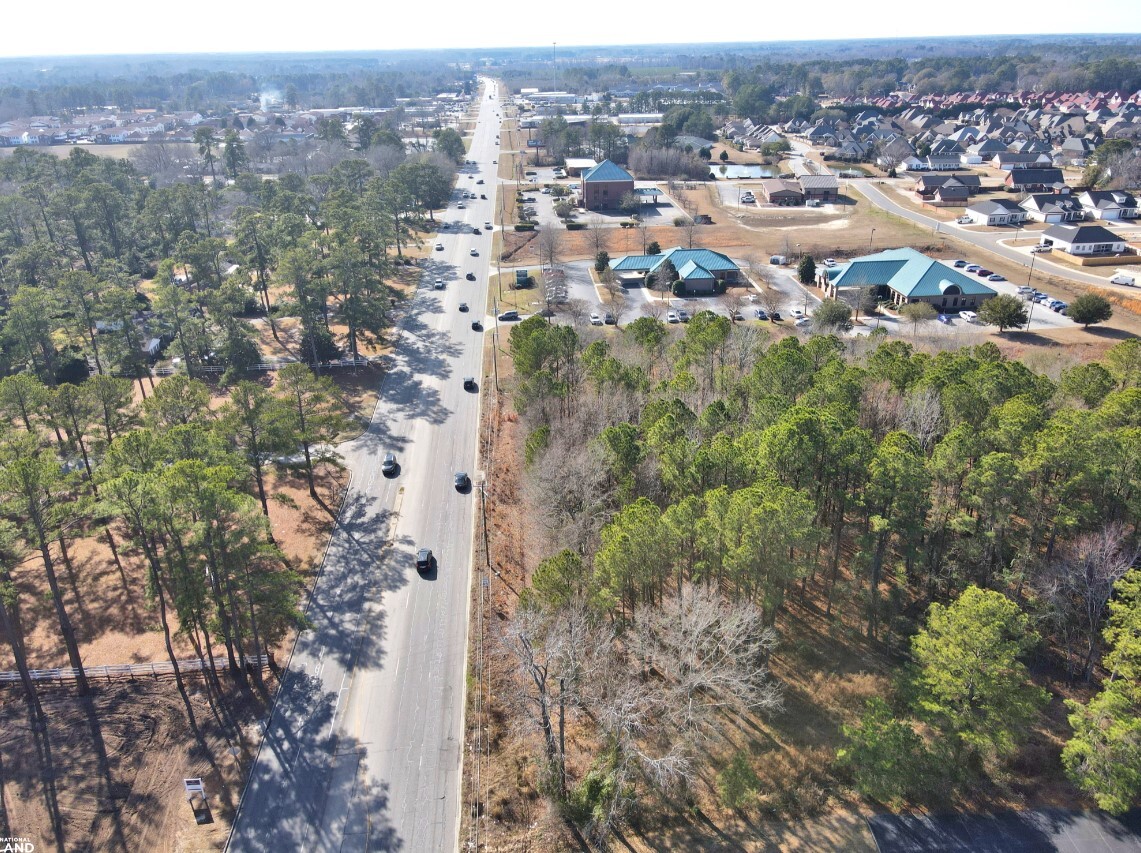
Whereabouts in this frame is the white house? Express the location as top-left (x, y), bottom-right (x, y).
top-left (1078, 190), bottom-right (1139, 221)
top-left (1040, 223), bottom-right (1128, 255)
top-left (965, 199), bottom-right (1028, 226)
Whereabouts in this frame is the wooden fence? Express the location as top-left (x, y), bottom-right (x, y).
top-left (0, 654), bottom-right (272, 687)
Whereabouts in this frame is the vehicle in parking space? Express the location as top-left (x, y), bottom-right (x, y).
top-left (1031, 244), bottom-right (1051, 253)
top-left (795, 316), bottom-right (812, 328)
top-left (498, 309), bottom-right (520, 321)
top-left (1047, 298), bottom-right (1065, 310)
top-left (975, 268), bottom-right (992, 277)
top-left (965, 264), bottom-right (980, 272)
top-left (956, 215), bottom-right (971, 224)
top-left (753, 308), bottom-right (769, 320)
top-left (953, 259), bottom-right (967, 267)
top-left (454, 472), bottom-right (471, 491)
top-left (381, 453), bottom-right (397, 476)
top-left (541, 187), bottom-right (551, 194)
top-left (791, 308), bottom-right (805, 319)
top-left (1016, 286), bottom-right (1034, 294)
top-left (677, 309), bottom-right (691, 322)
top-left (1051, 301), bottom-right (1068, 313)
top-left (987, 273), bottom-right (1005, 282)
top-left (603, 312), bottom-right (616, 325)
top-left (415, 548), bottom-right (434, 572)
top-left (463, 376), bottom-right (477, 391)
top-left (1110, 273), bottom-right (1136, 286)
top-left (434, 278), bottom-right (444, 289)
top-left (824, 258), bottom-right (837, 266)
top-left (1033, 293), bottom-right (1051, 303)
top-left (769, 254), bottom-right (788, 265)
top-left (589, 312), bottom-right (603, 325)
top-left (770, 311), bottom-right (782, 321)
top-left (470, 248), bottom-right (478, 256)
top-left (435, 243), bottom-right (444, 251)
top-left (569, 183), bottom-right (580, 190)
top-left (728, 308), bottom-right (744, 321)
top-left (959, 310), bottom-right (979, 322)
top-left (667, 311), bottom-right (680, 323)
top-left (459, 302), bottom-right (469, 312)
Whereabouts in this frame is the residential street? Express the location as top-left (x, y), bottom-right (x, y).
top-left (226, 84), bottom-right (502, 853)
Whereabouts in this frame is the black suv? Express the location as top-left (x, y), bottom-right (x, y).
top-left (415, 548), bottom-right (434, 572)
top-left (381, 453), bottom-right (397, 476)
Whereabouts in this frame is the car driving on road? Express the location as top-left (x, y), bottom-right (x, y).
top-left (381, 453), bottom-right (397, 476)
top-left (416, 549), bottom-right (434, 572)
top-left (454, 472), bottom-right (471, 491)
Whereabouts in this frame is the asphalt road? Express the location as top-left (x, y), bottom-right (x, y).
top-left (853, 179), bottom-right (1140, 294)
top-left (227, 81), bottom-right (501, 853)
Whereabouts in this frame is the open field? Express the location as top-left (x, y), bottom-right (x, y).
top-left (0, 143), bottom-right (140, 160)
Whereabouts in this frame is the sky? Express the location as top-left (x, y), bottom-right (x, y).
top-left (4, 0), bottom-right (1141, 58)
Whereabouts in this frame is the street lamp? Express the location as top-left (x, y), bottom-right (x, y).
top-left (1023, 252), bottom-right (1038, 331)
top-left (869, 228), bottom-right (876, 252)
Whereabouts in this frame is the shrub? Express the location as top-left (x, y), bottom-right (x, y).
top-left (514, 223), bottom-right (536, 232)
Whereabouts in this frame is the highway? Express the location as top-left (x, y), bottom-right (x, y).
top-left (227, 80), bottom-right (502, 853)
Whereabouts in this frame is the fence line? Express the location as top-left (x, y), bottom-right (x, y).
top-left (118, 356), bottom-right (373, 380)
top-left (0, 654), bottom-right (272, 687)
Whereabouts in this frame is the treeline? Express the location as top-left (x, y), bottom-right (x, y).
top-left (500, 314), bottom-right (1141, 840)
top-left (0, 135), bottom-right (460, 385)
top-left (0, 365), bottom-right (349, 720)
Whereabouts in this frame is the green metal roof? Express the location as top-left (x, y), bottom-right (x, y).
top-left (582, 159), bottom-right (634, 183)
top-left (611, 255), bottom-right (658, 271)
top-left (610, 247), bottom-right (739, 276)
top-left (677, 259), bottom-right (714, 280)
top-left (830, 248), bottom-right (996, 298)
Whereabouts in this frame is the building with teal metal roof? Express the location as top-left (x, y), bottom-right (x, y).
top-left (610, 247), bottom-right (740, 293)
top-left (581, 159), bottom-right (635, 210)
top-left (823, 247), bottom-right (996, 311)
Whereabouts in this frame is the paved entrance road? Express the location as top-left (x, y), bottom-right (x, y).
top-left (869, 808), bottom-right (1141, 852)
top-left (227, 80), bottom-right (503, 853)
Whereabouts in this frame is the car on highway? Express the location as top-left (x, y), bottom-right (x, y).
top-left (463, 376), bottom-right (477, 391)
top-left (953, 259), bottom-right (967, 267)
top-left (753, 308), bottom-right (769, 320)
top-left (589, 312), bottom-right (603, 325)
top-left (459, 302), bottom-right (469, 312)
top-left (415, 548), bottom-right (434, 572)
top-left (470, 248), bottom-right (478, 256)
top-left (492, 160), bottom-right (497, 164)
top-left (381, 453), bottom-right (398, 476)
top-left (435, 243), bottom-right (444, 251)
top-left (454, 472), bottom-right (471, 491)
top-left (987, 273), bottom-right (1006, 282)
top-left (434, 278), bottom-right (444, 289)
top-left (959, 310), bottom-right (978, 322)
top-left (667, 311), bottom-right (680, 323)
top-left (498, 309), bottom-right (520, 321)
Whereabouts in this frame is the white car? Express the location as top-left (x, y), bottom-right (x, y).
top-left (791, 308), bottom-right (805, 319)
top-left (541, 187), bottom-right (551, 194)
top-left (589, 312), bottom-right (603, 325)
top-left (795, 317), bottom-right (812, 328)
top-left (667, 311), bottom-right (680, 324)
top-left (484, 221), bottom-right (493, 230)
top-left (458, 202), bottom-right (465, 209)
top-left (1110, 273), bottom-right (1136, 286)
top-left (958, 310), bottom-right (978, 322)
top-left (470, 248), bottom-right (478, 257)
top-left (434, 279), bottom-right (445, 290)
top-left (435, 243), bottom-right (444, 251)
top-left (824, 258), bottom-right (837, 267)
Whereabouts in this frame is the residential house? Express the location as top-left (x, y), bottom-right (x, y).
top-left (580, 159), bottom-right (635, 211)
top-left (1040, 223), bottom-right (1129, 255)
top-left (800, 174), bottom-right (839, 202)
top-left (823, 247), bottom-right (996, 311)
top-left (964, 198), bottom-right (1028, 226)
top-left (993, 151), bottom-right (1052, 169)
top-left (1020, 193), bottom-right (1085, 223)
top-left (759, 179), bottom-right (804, 206)
top-left (913, 174), bottom-right (981, 202)
top-left (1005, 167), bottom-right (1066, 192)
top-left (1078, 189), bottom-right (1139, 220)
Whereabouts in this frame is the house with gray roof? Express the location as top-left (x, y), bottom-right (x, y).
top-left (1006, 167), bottom-right (1067, 192)
top-left (823, 247), bottom-right (996, 311)
top-left (799, 174), bottom-right (839, 202)
top-left (1020, 193), bottom-right (1085, 223)
top-left (1078, 189), bottom-right (1139, 221)
top-left (1041, 223), bottom-right (1129, 256)
top-left (964, 198), bottom-right (1028, 226)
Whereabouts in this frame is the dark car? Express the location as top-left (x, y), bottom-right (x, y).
top-left (770, 311), bottom-right (782, 322)
top-left (454, 472), bottom-right (471, 491)
top-left (459, 302), bottom-right (469, 312)
top-left (471, 320), bottom-right (482, 331)
top-left (498, 309), bottom-right (520, 321)
top-left (476, 179), bottom-right (484, 184)
top-left (976, 268), bottom-right (993, 277)
top-left (415, 548), bottom-right (434, 572)
top-left (753, 308), bottom-right (769, 320)
top-left (463, 376), bottom-right (477, 391)
top-left (472, 227), bottom-right (481, 235)
top-left (381, 452), bottom-right (397, 476)
top-left (466, 272), bottom-right (476, 281)
top-left (480, 193), bottom-right (487, 199)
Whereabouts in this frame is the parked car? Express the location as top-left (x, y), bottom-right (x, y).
top-left (1031, 244), bottom-right (1051, 253)
top-left (987, 273), bottom-right (1006, 282)
top-left (667, 311), bottom-right (680, 324)
top-left (589, 312), bottom-right (603, 325)
top-left (791, 308), bottom-right (805, 319)
top-left (603, 312), bottom-right (616, 325)
top-left (381, 453), bottom-right (398, 476)
top-left (1016, 286), bottom-right (1034, 295)
top-left (956, 215), bottom-right (971, 224)
top-left (415, 548), bottom-right (434, 572)
top-left (959, 310), bottom-right (979, 322)
top-left (975, 268), bottom-right (993, 277)
top-left (1051, 301), bottom-right (1068, 313)
top-left (794, 316), bottom-right (812, 328)
top-left (498, 309), bottom-right (520, 321)
top-left (677, 309), bottom-right (691, 322)
top-left (953, 259), bottom-right (967, 267)
top-left (753, 308), bottom-right (769, 320)
top-left (770, 311), bottom-right (782, 322)
top-left (965, 264), bottom-right (981, 273)
top-left (728, 308), bottom-right (744, 321)
top-left (824, 257), bottom-right (837, 267)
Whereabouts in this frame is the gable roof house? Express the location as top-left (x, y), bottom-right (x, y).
top-left (580, 159), bottom-right (635, 211)
top-left (1020, 193), bottom-right (1085, 223)
top-left (913, 173), bottom-right (982, 201)
top-left (760, 179), bottom-right (805, 205)
top-left (823, 247), bottom-right (996, 311)
top-left (964, 198), bottom-right (1029, 226)
top-left (1078, 190), bottom-right (1139, 220)
top-left (925, 152), bottom-right (965, 171)
top-left (1006, 167), bottom-right (1067, 193)
top-left (800, 174), bottom-right (840, 201)
top-left (993, 151), bottom-right (1052, 169)
top-left (1040, 223), bottom-right (1129, 256)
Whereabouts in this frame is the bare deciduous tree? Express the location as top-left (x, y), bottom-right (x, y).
top-left (901, 387), bottom-right (943, 453)
top-left (586, 216), bottom-right (608, 256)
top-left (564, 298), bottom-right (591, 328)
